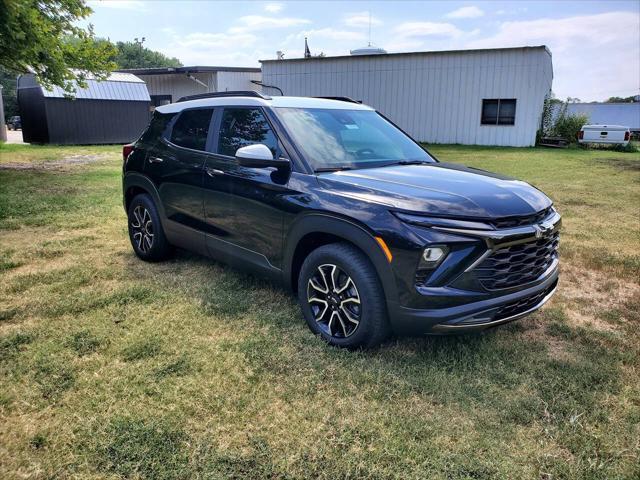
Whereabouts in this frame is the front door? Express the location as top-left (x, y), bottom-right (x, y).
top-left (202, 106), bottom-right (289, 275)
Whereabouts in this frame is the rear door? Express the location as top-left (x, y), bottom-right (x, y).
top-left (202, 106), bottom-right (288, 273)
top-left (145, 107), bottom-right (215, 253)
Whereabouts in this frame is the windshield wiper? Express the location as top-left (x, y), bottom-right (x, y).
top-left (393, 160), bottom-right (433, 165)
top-left (314, 166), bottom-right (354, 173)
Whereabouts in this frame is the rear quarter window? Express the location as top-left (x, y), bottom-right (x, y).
top-left (140, 111), bottom-right (176, 144)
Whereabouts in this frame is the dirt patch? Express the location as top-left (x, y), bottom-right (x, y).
top-left (0, 154), bottom-right (110, 171)
top-left (556, 263), bottom-right (640, 331)
top-left (595, 157), bottom-right (640, 172)
top-left (520, 314), bottom-right (572, 361)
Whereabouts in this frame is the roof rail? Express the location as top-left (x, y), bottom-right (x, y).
top-left (177, 91), bottom-right (271, 102)
top-left (314, 96), bottom-right (362, 104)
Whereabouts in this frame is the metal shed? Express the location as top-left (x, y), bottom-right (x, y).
top-left (117, 66), bottom-right (262, 108)
top-left (17, 72), bottom-right (151, 144)
top-left (261, 46), bottom-right (553, 147)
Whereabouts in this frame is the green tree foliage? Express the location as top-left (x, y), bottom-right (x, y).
top-left (0, 0), bottom-right (116, 94)
top-left (552, 100), bottom-right (589, 143)
top-left (605, 96), bottom-right (637, 103)
top-left (113, 41), bottom-right (182, 69)
top-left (537, 93), bottom-right (588, 144)
top-left (0, 66), bottom-right (18, 117)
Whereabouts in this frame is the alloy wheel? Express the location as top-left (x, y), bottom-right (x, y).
top-left (307, 263), bottom-right (361, 338)
top-left (130, 205), bottom-right (154, 253)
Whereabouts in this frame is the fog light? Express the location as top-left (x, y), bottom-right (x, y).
top-left (423, 247), bottom-right (446, 263)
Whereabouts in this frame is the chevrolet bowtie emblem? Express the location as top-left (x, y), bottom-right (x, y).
top-left (534, 221), bottom-right (554, 239)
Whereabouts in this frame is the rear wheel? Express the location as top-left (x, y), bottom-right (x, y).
top-left (298, 243), bottom-right (391, 348)
top-left (127, 194), bottom-right (172, 261)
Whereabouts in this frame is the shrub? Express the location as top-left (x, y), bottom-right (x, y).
top-left (554, 112), bottom-right (589, 143)
top-left (538, 96), bottom-right (589, 144)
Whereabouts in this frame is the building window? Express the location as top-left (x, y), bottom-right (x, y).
top-left (481, 99), bottom-right (516, 125)
top-left (170, 108), bottom-right (214, 151)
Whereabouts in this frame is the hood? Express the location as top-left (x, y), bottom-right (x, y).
top-left (317, 162), bottom-right (552, 219)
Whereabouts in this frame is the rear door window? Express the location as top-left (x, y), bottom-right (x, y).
top-left (170, 108), bottom-right (214, 151)
top-left (217, 108), bottom-right (278, 157)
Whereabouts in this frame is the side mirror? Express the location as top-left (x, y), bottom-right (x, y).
top-left (235, 144), bottom-right (290, 169)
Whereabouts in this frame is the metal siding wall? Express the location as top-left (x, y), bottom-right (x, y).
top-left (17, 86), bottom-right (49, 143)
top-left (140, 73), bottom-right (215, 101)
top-left (44, 99), bottom-right (150, 145)
top-left (262, 48), bottom-right (552, 146)
top-left (216, 71), bottom-right (262, 92)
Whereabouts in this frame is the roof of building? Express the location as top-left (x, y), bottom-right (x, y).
top-left (260, 45), bottom-right (551, 63)
top-left (156, 95), bottom-right (373, 114)
top-left (118, 65), bottom-right (261, 75)
top-left (18, 72), bottom-right (150, 102)
top-left (566, 103), bottom-right (640, 130)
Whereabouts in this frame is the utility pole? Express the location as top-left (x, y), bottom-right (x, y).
top-left (0, 85), bottom-right (6, 143)
top-left (134, 37), bottom-right (146, 67)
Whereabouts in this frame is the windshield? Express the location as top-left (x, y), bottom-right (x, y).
top-left (275, 108), bottom-right (435, 171)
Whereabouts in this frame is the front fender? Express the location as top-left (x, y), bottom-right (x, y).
top-left (283, 212), bottom-right (399, 310)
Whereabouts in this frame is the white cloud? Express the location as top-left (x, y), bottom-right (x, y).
top-left (393, 22), bottom-right (464, 38)
top-left (466, 12), bottom-right (640, 101)
top-left (445, 6), bottom-right (484, 19)
top-left (176, 32), bottom-right (257, 50)
top-left (343, 12), bottom-right (383, 28)
top-left (291, 28), bottom-right (366, 42)
top-left (88, 0), bottom-right (146, 11)
top-left (264, 2), bottom-right (284, 13)
top-left (230, 15), bottom-right (311, 33)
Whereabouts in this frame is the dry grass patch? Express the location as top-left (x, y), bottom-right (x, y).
top-left (1, 144), bottom-right (639, 479)
top-left (557, 263), bottom-right (640, 332)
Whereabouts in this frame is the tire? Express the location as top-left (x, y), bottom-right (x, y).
top-left (127, 193), bottom-right (172, 262)
top-left (298, 242), bottom-right (391, 349)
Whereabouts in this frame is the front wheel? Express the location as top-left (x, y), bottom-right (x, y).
top-left (298, 243), bottom-right (391, 349)
top-left (127, 193), bottom-right (172, 262)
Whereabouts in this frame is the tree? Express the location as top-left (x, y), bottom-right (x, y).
top-left (113, 41), bottom-right (182, 69)
top-left (0, 0), bottom-right (116, 94)
top-left (605, 96), bottom-right (637, 103)
top-left (0, 66), bottom-right (18, 118)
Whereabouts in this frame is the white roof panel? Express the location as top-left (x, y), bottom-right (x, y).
top-left (156, 95), bottom-right (374, 114)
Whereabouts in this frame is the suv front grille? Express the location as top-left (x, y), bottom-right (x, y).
top-left (475, 231), bottom-right (559, 290)
top-left (491, 207), bottom-right (552, 229)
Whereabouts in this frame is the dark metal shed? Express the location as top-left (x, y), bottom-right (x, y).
top-left (17, 72), bottom-right (151, 145)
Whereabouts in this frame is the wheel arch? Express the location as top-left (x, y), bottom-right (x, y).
top-left (123, 173), bottom-right (165, 219)
top-left (283, 213), bottom-right (398, 306)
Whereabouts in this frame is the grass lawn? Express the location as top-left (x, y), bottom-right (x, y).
top-left (0, 142), bottom-right (639, 479)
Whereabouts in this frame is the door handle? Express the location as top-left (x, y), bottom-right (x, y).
top-left (206, 168), bottom-right (225, 177)
top-left (148, 156), bottom-right (164, 163)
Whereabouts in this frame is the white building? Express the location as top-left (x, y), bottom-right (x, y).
top-left (118, 66), bottom-right (262, 108)
top-left (261, 46), bottom-right (553, 147)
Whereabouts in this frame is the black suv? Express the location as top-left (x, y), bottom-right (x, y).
top-left (123, 92), bottom-right (560, 348)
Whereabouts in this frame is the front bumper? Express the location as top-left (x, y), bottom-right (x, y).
top-left (389, 267), bottom-right (559, 334)
top-left (387, 209), bottom-right (562, 335)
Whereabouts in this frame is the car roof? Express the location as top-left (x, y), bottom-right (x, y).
top-left (156, 95), bottom-right (375, 114)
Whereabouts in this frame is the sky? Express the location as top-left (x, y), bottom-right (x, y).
top-left (85, 0), bottom-right (640, 102)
